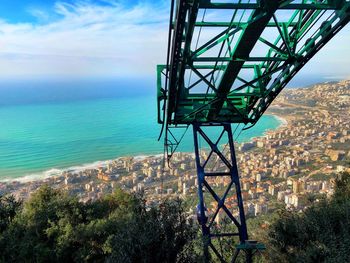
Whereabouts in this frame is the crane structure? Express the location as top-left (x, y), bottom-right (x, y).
top-left (157, 0), bottom-right (350, 262)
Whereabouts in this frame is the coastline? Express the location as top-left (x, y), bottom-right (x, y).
top-left (0, 115), bottom-right (286, 184)
top-left (272, 114), bottom-right (288, 127)
top-left (0, 155), bottom-right (162, 184)
top-left (1, 80), bottom-right (348, 218)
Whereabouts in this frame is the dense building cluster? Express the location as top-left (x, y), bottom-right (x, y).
top-left (1, 80), bottom-right (349, 222)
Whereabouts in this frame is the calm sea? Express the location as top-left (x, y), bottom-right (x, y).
top-left (0, 79), bottom-right (282, 181)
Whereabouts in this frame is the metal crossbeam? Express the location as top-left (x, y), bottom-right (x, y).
top-left (199, 1), bottom-right (345, 10)
top-left (207, 0), bottom-right (281, 120)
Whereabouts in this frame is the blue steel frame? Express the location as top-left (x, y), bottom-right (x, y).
top-left (193, 123), bottom-right (261, 262)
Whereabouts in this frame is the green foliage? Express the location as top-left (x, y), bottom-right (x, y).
top-left (0, 186), bottom-right (199, 263)
top-left (7, 172), bottom-right (350, 263)
top-left (267, 172), bottom-right (350, 263)
top-left (310, 172), bottom-right (333, 181)
top-left (0, 194), bottom-right (22, 232)
top-left (333, 172), bottom-right (350, 202)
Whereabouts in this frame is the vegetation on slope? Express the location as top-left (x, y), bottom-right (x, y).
top-left (266, 172), bottom-right (350, 263)
top-left (0, 186), bottom-right (200, 263)
top-left (1, 172), bottom-right (350, 263)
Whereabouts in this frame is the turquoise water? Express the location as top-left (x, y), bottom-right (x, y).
top-left (0, 83), bottom-right (281, 180)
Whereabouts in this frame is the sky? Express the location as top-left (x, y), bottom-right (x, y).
top-left (0, 0), bottom-right (349, 84)
top-left (0, 0), bottom-right (169, 80)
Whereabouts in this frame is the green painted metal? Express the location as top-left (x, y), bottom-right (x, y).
top-left (157, 0), bottom-right (350, 127)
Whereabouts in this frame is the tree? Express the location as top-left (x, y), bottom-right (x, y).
top-left (267, 172), bottom-right (350, 263)
top-left (0, 186), bottom-right (200, 263)
top-left (0, 194), bottom-right (21, 232)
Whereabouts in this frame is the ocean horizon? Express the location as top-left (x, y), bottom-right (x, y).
top-left (0, 79), bottom-right (285, 182)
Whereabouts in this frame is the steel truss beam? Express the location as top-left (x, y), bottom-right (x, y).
top-left (207, 0), bottom-right (281, 120)
top-left (193, 123), bottom-right (264, 262)
top-left (157, 0), bottom-right (350, 127)
top-left (199, 1), bottom-right (345, 10)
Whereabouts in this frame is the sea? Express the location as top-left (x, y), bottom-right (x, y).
top-left (0, 78), bottom-right (283, 182)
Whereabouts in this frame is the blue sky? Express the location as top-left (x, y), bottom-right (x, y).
top-left (0, 0), bottom-right (168, 79)
top-left (0, 0), bottom-right (349, 84)
top-left (0, 0), bottom-right (157, 23)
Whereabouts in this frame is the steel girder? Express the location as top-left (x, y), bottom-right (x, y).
top-left (157, 0), bottom-right (350, 127)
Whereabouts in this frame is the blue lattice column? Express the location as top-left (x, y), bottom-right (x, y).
top-left (193, 123), bottom-right (264, 262)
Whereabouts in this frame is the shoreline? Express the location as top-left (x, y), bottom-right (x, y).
top-left (0, 155), bottom-right (163, 184)
top-left (0, 115), bottom-right (287, 184)
top-left (272, 114), bottom-right (288, 126)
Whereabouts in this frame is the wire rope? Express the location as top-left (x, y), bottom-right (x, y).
top-left (187, 8), bottom-right (207, 88)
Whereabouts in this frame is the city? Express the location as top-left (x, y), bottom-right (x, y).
top-left (1, 80), bottom-right (349, 221)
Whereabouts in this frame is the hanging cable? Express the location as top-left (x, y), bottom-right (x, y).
top-left (166, 125), bottom-right (190, 166)
top-left (235, 124), bottom-right (246, 142)
top-left (158, 0), bottom-right (176, 142)
top-left (187, 8), bottom-right (207, 88)
top-left (160, 0), bottom-right (176, 198)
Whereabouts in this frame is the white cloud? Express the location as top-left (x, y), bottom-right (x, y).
top-left (0, 1), bottom-right (349, 82)
top-left (0, 1), bottom-right (169, 79)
